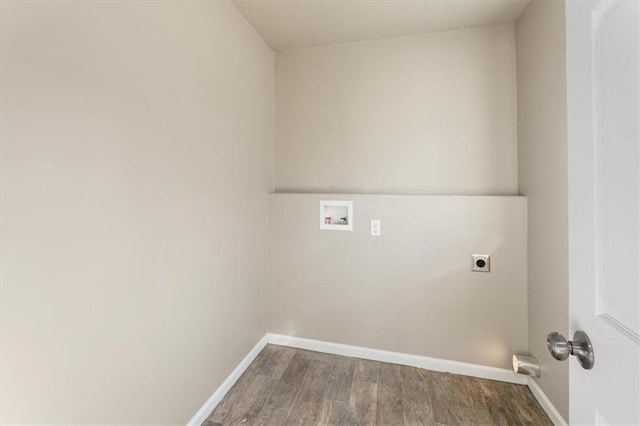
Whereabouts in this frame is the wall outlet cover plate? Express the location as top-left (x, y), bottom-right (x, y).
top-left (472, 254), bottom-right (490, 272)
top-left (370, 219), bottom-right (381, 236)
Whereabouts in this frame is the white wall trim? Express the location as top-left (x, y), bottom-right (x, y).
top-left (187, 334), bottom-right (269, 426)
top-left (527, 377), bottom-right (568, 426)
top-left (266, 333), bottom-right (528, 385)
top-left (188, 333), bottom-right (544, 425)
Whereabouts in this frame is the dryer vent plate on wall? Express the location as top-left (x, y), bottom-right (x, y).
top-left (472, 254), bottom-right (490, 272)
top-left (319, 200), bottom-right (353, 231)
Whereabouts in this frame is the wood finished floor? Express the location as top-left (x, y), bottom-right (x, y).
top-left (203, 344), bottom-right (552, 426)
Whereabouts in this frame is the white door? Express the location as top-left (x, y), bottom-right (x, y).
top-left (566, 0), bottom-right (640, 424)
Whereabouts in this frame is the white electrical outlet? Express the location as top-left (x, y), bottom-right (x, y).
top-left (472, 254), bottom-right (490, 272)
top-left (370, 220), bottom-right (381, 236)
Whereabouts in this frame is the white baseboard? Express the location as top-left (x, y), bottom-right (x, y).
top-left (527, 377), bottom-right (568, 426)
top-left (187, 334), bottom-right (269, 426)
top-left (266, 333), bottom-right (528, 385)
top-left (189, 332), bottom-right (537, 425)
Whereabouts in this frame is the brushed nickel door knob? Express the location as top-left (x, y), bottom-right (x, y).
top-left (547, 330), bottom-right (595, 369)
top-left (547, 332), bottom-right (571, 360)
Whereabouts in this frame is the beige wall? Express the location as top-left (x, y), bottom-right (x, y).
top-left (268, 194), bottom-right (527, 369)
top-left (516, 0), bottom-right (569, 421)
top-left (0, 1), bottom-right (274, 423)
top-left (275, 24), bottom-right (518, 195)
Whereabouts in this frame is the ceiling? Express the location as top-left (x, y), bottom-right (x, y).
top-left (232, 0), bottom-right (531, 51)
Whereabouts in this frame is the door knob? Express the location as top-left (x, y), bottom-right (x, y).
top-left (547, 330), bottom-right (595, 369)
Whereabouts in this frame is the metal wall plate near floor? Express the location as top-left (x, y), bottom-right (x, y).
top-left (203, 344), bottom-right (552, 426)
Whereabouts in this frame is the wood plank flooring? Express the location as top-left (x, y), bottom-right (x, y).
top-left (203, 344), bottom-right (552, 426)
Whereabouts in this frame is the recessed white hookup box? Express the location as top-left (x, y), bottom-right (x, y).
top-left (319, 200), bottom-right (353, 231)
